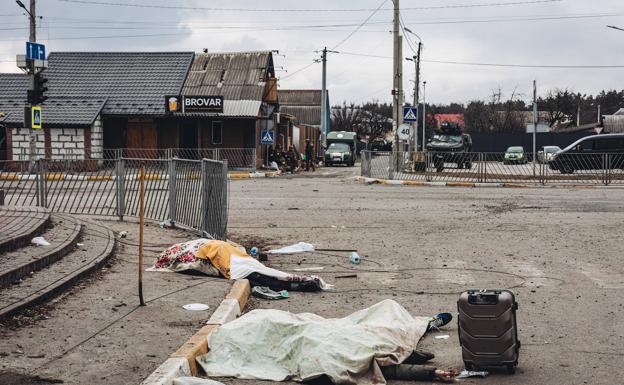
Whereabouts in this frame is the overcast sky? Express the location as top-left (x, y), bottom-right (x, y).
top-left (1, 0), bottom-right (623, 105)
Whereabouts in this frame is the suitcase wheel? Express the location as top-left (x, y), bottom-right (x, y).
top-left (506, 364), bottom-right (516, 375)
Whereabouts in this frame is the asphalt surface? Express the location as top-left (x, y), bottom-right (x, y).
top-left (223, 165), bottom-right (624, 385)
top-left (1, 164), bottom-right (623, 385)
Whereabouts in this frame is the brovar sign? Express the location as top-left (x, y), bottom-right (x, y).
top-left (183, 95), bottom-right (224, 113)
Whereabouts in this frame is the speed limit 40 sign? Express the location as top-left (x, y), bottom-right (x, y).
top-left (398, 124), bottom-right (411, 140)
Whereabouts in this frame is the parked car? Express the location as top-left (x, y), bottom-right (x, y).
top-left (503, 146), bottom-right (528, 165)
top-left (549, 134), bottom-right (624, 174)
top-left (537, 146), bottom-right (561, 164)
top-left (325, 142), bottom-right (356, 167)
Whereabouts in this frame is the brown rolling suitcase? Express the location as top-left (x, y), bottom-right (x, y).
top-left (457, 289), bottom-right (520, 374)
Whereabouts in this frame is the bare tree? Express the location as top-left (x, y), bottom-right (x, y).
top-left (331, 102), bottom-right (363, 133)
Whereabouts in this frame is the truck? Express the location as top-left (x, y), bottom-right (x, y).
top-left (325, 131), bottom-right (357, 167)
top-left (425, 122), bottom-right (473, 172)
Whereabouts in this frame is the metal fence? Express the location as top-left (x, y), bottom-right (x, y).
top-left (0, 156), bottom-right (229, 239)
top-left (10, 147), bottom-right (256, 171)
top-left (361, 151), bottom-right (624, 186)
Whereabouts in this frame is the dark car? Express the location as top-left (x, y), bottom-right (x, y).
top-left (426, 133), bottom-right (473, 172)
top-left (549, 134), bottom-right (624, 174)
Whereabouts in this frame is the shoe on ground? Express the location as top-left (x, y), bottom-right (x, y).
top-left (427, 312), bottom-right (452, 331)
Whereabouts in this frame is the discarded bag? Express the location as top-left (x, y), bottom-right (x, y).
top-left (251, 286), bottom-right (289, 300)
top-left (267, 242), bottom-right (314, 254)
top-left (31, 237), bottom-right (50, 246)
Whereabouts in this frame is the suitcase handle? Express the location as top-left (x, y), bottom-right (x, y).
top-left (468, 292), bottom-right (499, 305)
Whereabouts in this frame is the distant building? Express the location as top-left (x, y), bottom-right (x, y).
top-left (278, 89), bottom-right (329, 154)
top-left (602, 108), bottom-right (624, 133)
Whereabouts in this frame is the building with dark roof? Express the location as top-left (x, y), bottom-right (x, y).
top-left (0, 51), bottom-right (284, 167)
top-left (174, 51), bottom-right (279, 167)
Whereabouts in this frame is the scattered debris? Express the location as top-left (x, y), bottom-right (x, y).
top-left (76, 243), bottom-right (84, 247)
top-left (267, 242), bottom-right (314, 254)
top-left (293, 267), bottom-right (324, 272)
top-left (335, 274), bottom-right (357, 279)
top-left (434, 335), bottom-right (450, 340)
top-left (31, 237), bottom-right (50, 246)
top-left (457, 370), bottom-right (488, 379)
top-left (182, 303), bottom-right (210, 311)
top-left (159, 219), bottom-right (173, 229)
top-left (26, 354), bottom-right (45, 358)
top-left (173, 377), bottom-right (225, 385)
top-left (252, 286), bottom-right (289, 300)
top-left (349, 252), bottom-right (361, 264)
top-left (249, 247), bottom-right (258, 257)
top-left (118, 231), bottom-right (128, 238)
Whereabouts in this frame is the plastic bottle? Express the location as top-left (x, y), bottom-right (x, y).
top-left (349, 252), bottom-right (361, 264)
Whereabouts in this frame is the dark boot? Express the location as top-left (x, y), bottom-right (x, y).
top-left (403, 350), bottom-right (435, 365)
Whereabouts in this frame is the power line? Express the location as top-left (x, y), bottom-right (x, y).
top-left (334, 51), bottom-right (624, 68)
top-left (280, 61), bottom-right (319, 80)
top-left (331, 0), bottom-right (387, 50)
top-left (56, 0), bottom-right (562, 12)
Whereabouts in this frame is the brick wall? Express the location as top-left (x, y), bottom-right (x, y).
top-left (91, 116), bottom-right (103, 158)
top-left (11, 127), bottom-right (85, 160)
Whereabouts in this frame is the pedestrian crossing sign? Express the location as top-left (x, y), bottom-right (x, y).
top-left (31, 106), bottom-right (42, 129)
top-left (261, 129), bottom-right (274, 144)
top-left (403, 106), bottom-right (418, 122)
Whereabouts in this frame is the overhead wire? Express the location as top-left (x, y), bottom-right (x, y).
top-left (330, 0), bottom-right (388, 50)
top-left (55, 0), bottom-right (563, 12)
top-left (333, 51), bottom-right (624, 69)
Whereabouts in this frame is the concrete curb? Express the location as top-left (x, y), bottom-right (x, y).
top-left (140, 279), bottom-right (251, 385)
top-left (354, 176), bottom-right (624, 189)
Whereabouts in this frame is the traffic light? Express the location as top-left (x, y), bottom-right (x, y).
top-left (27, 73), bottom-right (48, 105)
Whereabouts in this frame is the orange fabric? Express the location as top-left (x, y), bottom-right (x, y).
top-left (196, 240), bottom-right (251, 279)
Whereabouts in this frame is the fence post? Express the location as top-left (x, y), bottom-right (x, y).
top-left (604, 153), bottom-right (610, 186)
top-left (200, 159), bottom-right (208, 236)
top-left (388, 152), bottom-right (395, 180)
top-left (168, 157), bottom-right (177, 225)
top-left (221, 159), bottom-right (228, 240)
top-left (116, 158), bottom-right (125, 221)
top-left (252, 148), bottom-right (257, 172)
top-left (483, 153), bottom-right (488, 183)
top-left (215, 148), bottom-right (220, 161)
top-left (36, 159), bottom-right (47, 208)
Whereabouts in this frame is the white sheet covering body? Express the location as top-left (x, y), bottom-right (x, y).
top-left (196, 300), bottom-right (429, 385)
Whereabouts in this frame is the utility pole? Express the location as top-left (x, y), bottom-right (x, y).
top-left (321, 47), bottom-right (327, 148)
top-left (392, 0), bottom-right (403, 171)
top-left (29, 0), bottom-right (36, 42)
top-left (413, 42), bottom-right (421, 151)
top-left (422, 81), bottom-right (427, 154)
top-left (29, 0), bottom-right (36, 168)
top-left (533, 80), bottom-right (537, 177)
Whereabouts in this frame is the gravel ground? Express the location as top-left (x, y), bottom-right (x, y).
top-left (222, 170), bottom-right (624, 385)
top-left (0, 218), bottom-right (231, 385)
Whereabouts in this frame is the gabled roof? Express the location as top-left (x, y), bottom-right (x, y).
top-left (279, 89), bottom-right (322, 126)
top-left (0, 97), bottom-right (106, 128)
top-left (278, 90), bottom-right (321, 106)
top-left (0, 74), bottom-right (29, 99)
top-left (180, 51), bottom-right (274, 117)
top-left (45, 52), bottom-right (194, 115)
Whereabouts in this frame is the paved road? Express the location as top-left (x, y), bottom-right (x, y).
top-left (224, 170), bottom-right (624, 385)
